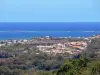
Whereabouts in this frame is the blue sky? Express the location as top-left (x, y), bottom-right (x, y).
top-left (0, 0), bottom-right (100, 22)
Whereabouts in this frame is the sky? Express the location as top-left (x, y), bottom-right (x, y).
top-left (0, 0), bottom-right (100, 22)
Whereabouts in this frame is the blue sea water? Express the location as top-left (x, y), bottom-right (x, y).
top-left (0, 22), bottom-right (100, 40)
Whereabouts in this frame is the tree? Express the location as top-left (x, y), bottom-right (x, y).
top-left (0, 66), bottom-right (11, 75)
top-left (56, 56), bottom-right (89, 75)
top-left (91, 62), bottom-right (100, 75)
top-left (56, 61), bottom-right (76, 75)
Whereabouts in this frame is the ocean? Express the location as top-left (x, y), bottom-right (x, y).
top-left (0, 22), bottom-right (100, 40)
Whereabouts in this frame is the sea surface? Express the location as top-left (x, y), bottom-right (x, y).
top-left (0, 22), bottom-right (100, 40)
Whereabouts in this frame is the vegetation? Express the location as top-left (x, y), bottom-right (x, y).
top-left (0, 38), bottom-right (100, 75)
top-left (0, 56), bottom-right (100, 75)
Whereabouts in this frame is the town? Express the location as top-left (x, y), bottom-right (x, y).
top-left (1, 35), bottom-right (99, 56)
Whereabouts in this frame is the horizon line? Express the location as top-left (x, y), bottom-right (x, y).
top-left (0, 22), bottom-right (100, 23)
top-left (0, 30), bottom-right (100, 32)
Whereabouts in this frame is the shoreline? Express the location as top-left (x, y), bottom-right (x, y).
top-left (0, 36), bottom-right (88, 41)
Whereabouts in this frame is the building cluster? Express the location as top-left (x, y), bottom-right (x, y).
top-left (0, 39), bottom-right (28, 47)
top-left (0, 36), bottom-right (89, 55)
top-left (37, 41), bottom-right (88, 55)
top-left (89, 35), bottom-right (100, 39)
